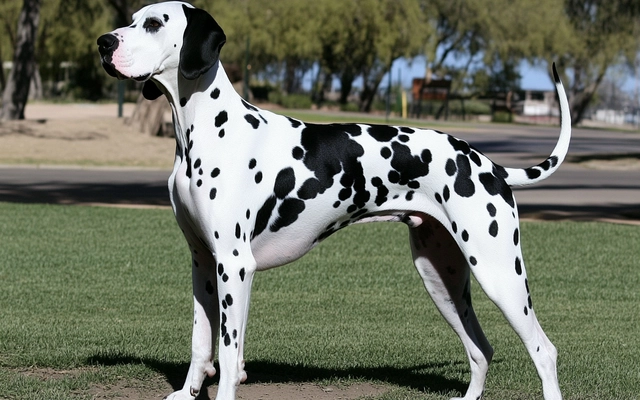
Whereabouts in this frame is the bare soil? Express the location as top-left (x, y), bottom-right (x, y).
top-left (0, 103), bottom-right (175, 169)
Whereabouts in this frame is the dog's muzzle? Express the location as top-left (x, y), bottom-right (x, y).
top-left (97, 33), bottom-right (120, 78)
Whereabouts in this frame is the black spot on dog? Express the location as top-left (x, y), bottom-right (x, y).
top-left (368, 125), bottom-right (398, 142)
top-left (215, 111), bottom-right (228, 127)
top-left (400, 127), bottom-right (414, 133)
top-left (239, 268), bottom-right (245, 281)
top-left (406, 191), bottom-right (414, 201)
top-left (253, 195), bottom-right (276, 238)
top-left (487, 203), bottom-right (496, 217)
top-left (217, 263), bottom-right (224, 276)
top-left (235, 223), bottom-right (241, 239)
top-left (287, 117), bottom-right (302, 128)
top-left (513, 228), bottom-right (519, 245)
top-left (462, 230), bottom-right (469, 242)
top-left (479, 166), bottom-right (515, 208)
top-left (388, 170), bottom-right (400, 184)
top-left (469, 256), bottom-right (477, 266)
top-left (338, 187), bottom-right (352, 201)
top-left (218, 129), bottom-right (225, 138)
top-left (448, 135), bottom-right (471, 154)
top-left (445, 159), bottom-right (457, 176)
top-left (209, 188), bottom-right (217, 200)
top-left (211, 168), bottom-right (220, 178)
top-left (525, 167), bottom-right (541, 179)
top-left (453, 154), bottom-right (475, 197)
top-left (249, 159), bottom-right (257, 169)
top-left (489, 220), bottom-right (498, 237)
top-left (443, 185), bottom-right (450, 202)
top-left (380, 147), bottom-right (392, 159)
top-left (271, 198), bottom-right (306, 232)
top-left (180, 97), bottom-right (187, 107)
top-left (274, 167), bottom-right (296, 199)
top-left (163, 13), bottom-right (169, 22)
top-left (254, 171), bottom-right (263, 183)
top-left (242, 99), bottom-right (258, 112)
top-left (297, 123), bottom-right (368, 207)
top-left (225, 294), bottom-right (234, 306)
top-left (388, 142), bottom-right (432, 186)
top-left (210, 88), bottom-right (220, 99)
top-left (245, 114), bottom-right (260, 129)
top-left (292, 146), bottom-right (304, 160)
top-left (470, 151), bottom-right (482, 167)
top-left (297, 178), bottom-right (324, 200)
top-left (515, 257), bottom-right (522, 275)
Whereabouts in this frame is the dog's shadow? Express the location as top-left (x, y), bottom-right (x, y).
top-left (87, 354), bottom-right (470, 398)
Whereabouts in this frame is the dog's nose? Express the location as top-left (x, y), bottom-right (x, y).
top-left (97, 33), bottom-right (119, 56)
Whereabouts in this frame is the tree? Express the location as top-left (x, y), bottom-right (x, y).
top-left (1, 0), bottom-right (41, 120)
top-left (425, 0), bottom-right (568, 95)
top-left (316, 0), bottom-right (429, 111)
top-left (558, 0), bottom-right (640, 125)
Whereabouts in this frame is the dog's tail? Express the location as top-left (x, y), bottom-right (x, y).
top-left (502, 63), bottom-right (571, 187)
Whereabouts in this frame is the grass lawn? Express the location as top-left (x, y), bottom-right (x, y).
top-left (0, 202), bottom-right (638, 399)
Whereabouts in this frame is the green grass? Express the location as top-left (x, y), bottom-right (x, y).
top-left (0, 203), bottom-right (639, 399)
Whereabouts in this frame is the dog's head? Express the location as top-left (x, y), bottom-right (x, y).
top-left (97, 1), bottom-right (226, 99)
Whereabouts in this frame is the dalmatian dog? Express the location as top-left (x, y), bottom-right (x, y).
top-left (98, 2), bottom-right (570, 399)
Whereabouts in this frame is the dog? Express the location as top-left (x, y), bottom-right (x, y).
top-left (98, 2), bottom-right (569, 399)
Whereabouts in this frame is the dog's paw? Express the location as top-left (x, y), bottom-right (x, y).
top-left (163, 389), bottom-right (195, 400)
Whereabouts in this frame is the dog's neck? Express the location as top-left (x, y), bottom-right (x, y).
top-left (153, 62), bottom-right (237, 156)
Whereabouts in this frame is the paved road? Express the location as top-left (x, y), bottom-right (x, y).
top-left (1, 124), bottom-right (639, 221)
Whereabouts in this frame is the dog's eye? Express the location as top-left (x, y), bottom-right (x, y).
top-left (143, 17), bottom-right (163, 32)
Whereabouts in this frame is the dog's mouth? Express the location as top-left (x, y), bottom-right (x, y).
top-left (100, 59), bottom-right (151, 82)
top-left (100, 59), bottom-right (121, 79)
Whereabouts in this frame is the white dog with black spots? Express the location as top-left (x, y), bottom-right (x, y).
top-left (98, 2), bottom-right (570, 399)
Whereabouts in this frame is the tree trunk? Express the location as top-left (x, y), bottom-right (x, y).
top-left (339, 69), bottom-right (355, 105)
top-left (569, 65), bottom-right (606, 126)
top-left (127, 92), bottom-right (173, 137)
top-left (0, 0), bottom-right (41, 121)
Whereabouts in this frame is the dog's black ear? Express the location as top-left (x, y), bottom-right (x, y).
top-left (142, 80), bottom-right (163, 100)
top-left (179, 4), bottom-right (226, 80)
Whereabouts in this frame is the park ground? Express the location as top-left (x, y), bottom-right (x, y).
top-left (1, 102), bottom-right (639, 399)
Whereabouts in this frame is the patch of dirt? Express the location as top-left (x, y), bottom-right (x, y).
top-left (15, 366), bottom-right (389, 399)
top-left (236, 382), bottom-right (387, 400)
top-left (0, 103), bottom-right (174, 169)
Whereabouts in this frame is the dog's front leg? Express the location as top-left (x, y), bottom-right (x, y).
top-left (214, 246), bottom-right (256, 400)
top-left (165, 251), bottom-right (219, 400)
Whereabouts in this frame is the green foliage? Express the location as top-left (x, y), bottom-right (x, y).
top-left (268, 90), bottom-right (313, 109)
top-left (557, 0), bottom-right (640, 124)
top-left (492, 110), bottom-right (513, 123)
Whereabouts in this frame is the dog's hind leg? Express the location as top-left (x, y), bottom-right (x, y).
top-left (408, 216), bottom-right (493, 400)
top-left (461, 217), bottom-right (561, 400)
